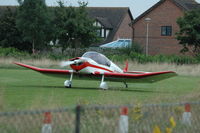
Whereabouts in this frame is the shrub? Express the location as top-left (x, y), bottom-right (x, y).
top-left (0, 47), bottom-right (199, 65)
top-left (0, 47), bottom-right (29, 58)
top-left (106, 52), bottom-right (200, 64)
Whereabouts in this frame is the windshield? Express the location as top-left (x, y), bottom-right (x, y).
top-left (82, 51), bottom-right (111, 67)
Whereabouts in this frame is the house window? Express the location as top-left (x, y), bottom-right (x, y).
top-left (100, 28), bottom-right (110, 38)
top-left (161, 26), bottom-right (172, 36)
top-left (106, 30), bottom-right (110, 37)
top-left (97, 29), bottom-right (101, 37)
top-left (101, 28), bottom-right (105, 38)
top-left (97, 27), bottom-right (104, 38)
top-left (94, 20), bottom-right (110, 38)
top-left (97, 27), bottom-right (110, 38)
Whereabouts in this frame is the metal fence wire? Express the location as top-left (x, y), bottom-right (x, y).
top-left (0, 101), bottom-right (200, 133)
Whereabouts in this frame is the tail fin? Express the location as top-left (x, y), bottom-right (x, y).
top-left (123, 60), bottom-right (128, 72)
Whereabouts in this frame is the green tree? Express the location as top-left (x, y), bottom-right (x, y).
top-left (176, 9), bottom-right (200, 55)
top-left (52, 1), bottom-right (70, 53)
top-left (53, 1), bottom-right (100, 52)
top-left (74, 2), bottom-right (100, 48)
top-left (16, 0), bottom-right (52, 54)
top-left (0, 7), bottom-right (31, 51)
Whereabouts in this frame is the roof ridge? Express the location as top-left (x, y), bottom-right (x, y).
top-left (133, 0), bottom-right (200, 25)
top-left (0, 5), bottom-right (18, 7)
top-left (87, 7), bottom-right (129, 9)
top-left (132, 0), bottom-right (165, 24)
top-left (171, 0), bottom-right (199, 10)
top-left (0, 5), bottom-right (129, 9)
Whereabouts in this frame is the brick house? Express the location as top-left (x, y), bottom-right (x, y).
top-left (0, 6), bottom-right (133, 46)
top-left (132, 0), bottom-right (200, 55)
top-left (87, 7), bottom-right (133, 45)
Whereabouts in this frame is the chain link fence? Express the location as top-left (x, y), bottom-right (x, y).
top-left (0, 101), bottom-right (200, 133)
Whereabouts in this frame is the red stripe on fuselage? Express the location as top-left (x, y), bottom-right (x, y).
top-left (70, 62), bottom-right (113, 72)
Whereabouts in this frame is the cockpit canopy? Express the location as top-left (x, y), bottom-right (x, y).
top-left (82, 51), bottom-right (111, 67)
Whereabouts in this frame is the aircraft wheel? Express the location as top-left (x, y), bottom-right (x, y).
top-left (65, 84), bottom-right (71, 88)
top-left (100, 82), bottom-right (108, 90)
top-left (64, 80), bottom-right (72, 88)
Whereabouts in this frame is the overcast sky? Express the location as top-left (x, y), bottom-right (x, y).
top-left (0, 0), bottom-right (200, 18)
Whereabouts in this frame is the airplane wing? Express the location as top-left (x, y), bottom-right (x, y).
top-left (14, 62), bottom-right (72, 78)
top-left (94, 71), bottom-right (177, 83)
top-left (14, 62), bottom-right (177, 83)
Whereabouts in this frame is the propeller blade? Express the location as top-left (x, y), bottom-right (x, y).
top-left (60, 61), bottom-right (75, 67)
top-left (60, 59), bottom-right (85, 67)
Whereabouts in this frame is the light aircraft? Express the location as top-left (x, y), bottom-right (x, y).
top-left (14, 51), bottom-right (177, 90)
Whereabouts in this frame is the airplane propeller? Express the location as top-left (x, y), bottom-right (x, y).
top-left (60, 61), bottom-right (75, 67)
top-left (60, 59), bottom-right (84, 67)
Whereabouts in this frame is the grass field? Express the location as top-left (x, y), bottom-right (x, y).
top-left (0, 61), bottom-right (200, 112)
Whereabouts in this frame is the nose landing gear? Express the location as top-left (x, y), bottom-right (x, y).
top-left (100, 75), bottom-right (108, 90)
top-left (64, 72), bottom-right (73, 88)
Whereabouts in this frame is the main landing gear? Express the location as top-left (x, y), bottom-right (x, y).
top-left (100, 75), bottom-right (108, 90)
top-left (64, 72), bottom-right (73, 88)
top-left (64, 72), bottom-right (109, 90)
top-left (124, 82), bottom-right (128, 88)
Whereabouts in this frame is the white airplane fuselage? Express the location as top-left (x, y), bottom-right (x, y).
top-left (70, 57), bottom-right (123, 74)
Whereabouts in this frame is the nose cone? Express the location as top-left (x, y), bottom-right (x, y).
top-left (70, 62), bottom-right (88, 71)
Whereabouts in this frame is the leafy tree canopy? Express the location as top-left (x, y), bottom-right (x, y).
top-left (176, 9), bottom-right (200, 55)
top-left (0, 7), bottom-right (31, 51)
top-left (16, 0), bottom-right (52, 54)
top-left (53, 1), bottom-right (100, 52)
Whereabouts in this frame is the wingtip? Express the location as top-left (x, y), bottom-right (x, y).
top-left (13, 62), bottom-right (25, 66)
top-left (13, 62), bottom-right (20, 65)
top-left (168, 71), bottom-right (178, 75)
top-left (173, 71), bottom-right (178, 76)
top-left (13, 62), bottom-right (40, 71)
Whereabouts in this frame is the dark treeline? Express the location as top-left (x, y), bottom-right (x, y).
top-left (0, 0), bottom-right (100, 54)
top-left (176, 8), bottom-right (200, 56)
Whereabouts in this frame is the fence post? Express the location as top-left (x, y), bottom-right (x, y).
top-left (75, 105), bottom-right (81, 133)
top-left (119, 106), bottom-right (129, 133)
top-left (182, 103), bottom-right (192, 126)
top-left (41, 112), bottom-right (52, 133)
